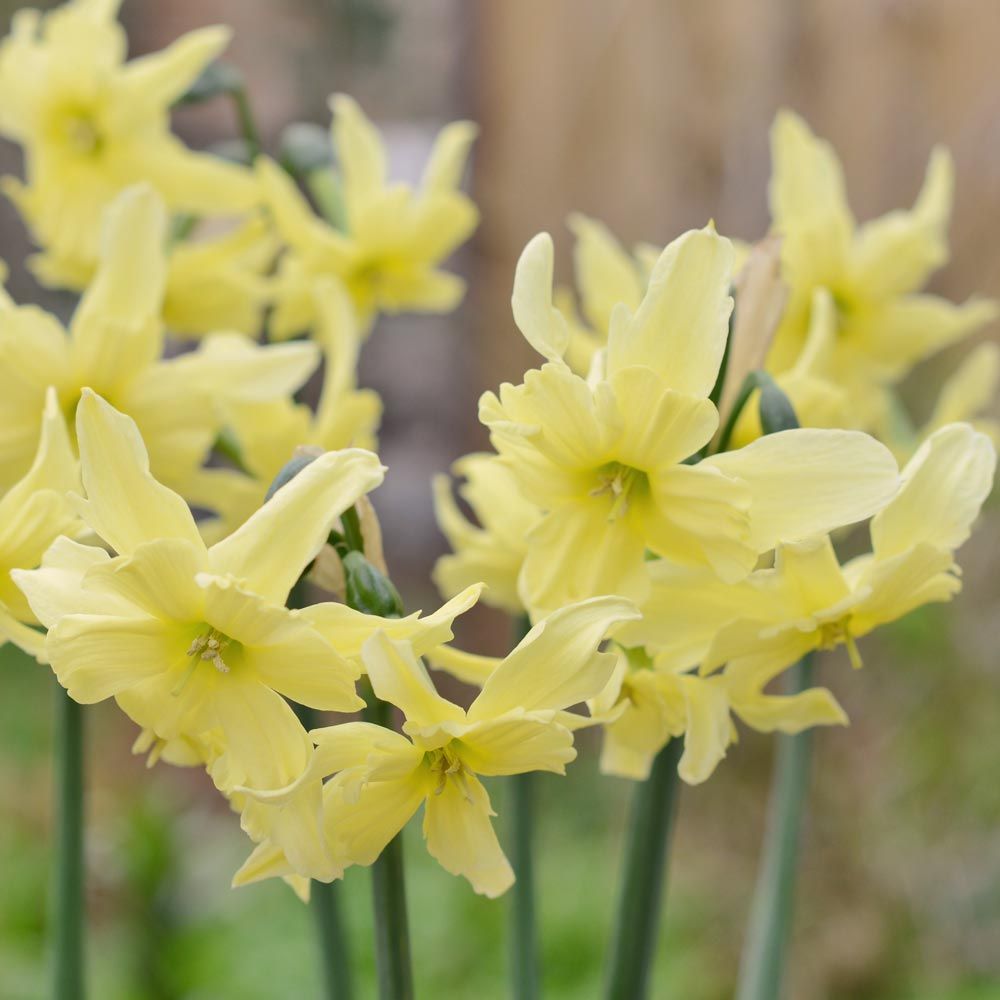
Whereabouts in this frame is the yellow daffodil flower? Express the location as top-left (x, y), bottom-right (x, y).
top-left (259, 94), bottom-right (478, 337)
top-left (162, 216), bottom-right (277, 339)
top-left (481, 226), bottom-right (901, 616)
top-left (0, 0), bottom-right (258, 287)
top-left (233, 596), bottom-right (638, 897)
top-left (0, 184), bottom-right (318, 500)
top-left (0, 387), bottom-right (79, 659)
top-left (762, 110), bottom-right (997, 433)
top-left (590, 646), bottom-right (846, 785)
top-left (701, 422), bottom-right (995, 682)
top-left (14, 391), bottom-right (386, 789)
top-left (432, 453), bottom-right (541, 615)
top-left (187, 279), bottom-right (382, 541)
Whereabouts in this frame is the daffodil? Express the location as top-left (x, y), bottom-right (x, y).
top-left (0, 0), bottom-right (258, 288)
top-left (590, 646), bottom-right (846, 785)
top-left (162, 216), bottom-right (277, 339)
top-left (761, 110), bottom-right (996, 433)
top-left (432, 453), bottom-right (540, 615)
top-left (14, 391), bottom-right (386, 789)
top-left (187, 279), bottom-right (382, 540)
top-left (233, 596), bottom-right (638, 897)
top-left (0, 184), bottom-right (318, 499)
top-left (701, 422), bottom-right (995, 682)
top-left (259, 94), bottom-right (478, 337)
top-left (0, 387), bottom-right (78, 659)
top-left (481, 227), bottom-right (901, 616)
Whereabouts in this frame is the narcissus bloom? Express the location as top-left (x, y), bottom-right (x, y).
top-left (432, 453), bottom-right (540, 616)
top-left (0, 0), bottom-right (258, 287)
top-left (234, 597), bottom-right (638, 897)
top-left (481, 226), bottom-right (901, 615)
top-left (15, 392), bottom-right (386, 789)
top-left (260, 94), bottom-right (478, 337)
top-left (702, 422), bottom-right (996, 680)
top-left (0, 184), bottom-right (318, 498)
top-left (0, 388), bottom-right (78, 659)
top-left (590, 646), bottom-right (845, 785)
top-left (762, 110), bottom-right (996, 433)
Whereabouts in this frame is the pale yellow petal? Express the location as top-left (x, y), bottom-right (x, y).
top-left (511, 233), bottom-right (570, 363)
top-left (871, 423), bottom-right (995, 559)
top-left (607, 225), bottom-right (734, 396)
top-left (422, 772), bottom-right (514, 898)
top-left (73, 391), bottom-right (203, 556)
top-left (568, 213), bottom-right (644, 332)
top-left (469, 595), bottom-right (638, 720)
top-left (458, 714), bottom-right (576, 776)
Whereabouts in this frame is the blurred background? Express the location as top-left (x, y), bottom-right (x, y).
top-left (2, 1), bottom-right (999, 997)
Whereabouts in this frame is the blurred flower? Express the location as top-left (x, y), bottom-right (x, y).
top-left (480, 227), bottom-right (901, 616)
top-left (432, 453), bottom-right (541, 616)
top-left (162, 217), bottom-right (277, 339)
top-left (260, 94), bottom-right (478, 338)
top-left (0, 0), bottom-right (258, 286)
top-left (759, 110), bottom-right (996, 437)
top-left (0, 387), bottom-right (78, 659)
top-left (14, 391), bottom-right (385, 789)
top-left (234, 596), bottom-right (637, 897)
top-left (187, 279), bottom-right (382, 541)
top-left (0, 185), bottom-right (318, 500)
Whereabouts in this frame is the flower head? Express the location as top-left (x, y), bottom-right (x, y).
top-left (260, 94), bottom-right (478, 337)
top-left (15, 391), bottom-right (386, 789)
top-left (0, 0), bottom-right (258, 286)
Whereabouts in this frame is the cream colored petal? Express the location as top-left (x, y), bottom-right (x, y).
top-left (115, 26), bottom-right (231, 120)
top-left (73, 391), bottom-right (203, 556)
top-left (568, 213), bottom-right (644, 332)
top-left (511, 233), bottom-right (571, 363)
top-left (732, 687), bottom-right (847, 734)
top-left (361, 632), bottom-right (464, 728)
top-left (330, 94), bottom-right (387, 210)
top-left (849, 148), bottom-right (952, 298)
top-left (46, 614), bottom-right (189, 704)
top-left (458, 714), bottom-right (576, 776)
top-left (422, 771), bottom-right (514, 898)
top-left (425, 645), bottom-right (500, 688)
top-left (927, 343), bottom-right (1000, 431)
top-left (871, 423), bottom-right (995, 559)
top-left (420, 121), bottom-right (477, 194)
top-left (675, 674), bottom-right (732, 784)
top-left (469, 595), bottom-right (638, 720)
top-left (0, 604), bottom-right (45, 660)
top-left (208, 448), bottom-right (384, 605)
top-left (703, 429), bottom-right (899, 553)
top-left (607, 225), bottom-right (733, 396)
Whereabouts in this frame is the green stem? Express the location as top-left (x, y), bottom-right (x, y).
top-left (509, 772), bottom-right (539, 1000)
top-left (231, 85), bottom-right (262, 161)
top-left (604, 737), bottom-right (684, 1000)
top-left (310, 880), bottom-right (355, 1000)
top-left (735, 655), bottom-right (815, 1000)
top-left (508, 613), bottom-right (539, 1000)
top-left (52, 684), bottom-right (85, 1000)
top-left (363, 694), bottom-right (414, 1000)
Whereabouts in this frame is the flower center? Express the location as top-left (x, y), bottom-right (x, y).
top-left (425, 745), bottom-right (475, 802)
top-left (591, 462), bottom-right (648, 521)
top-left (172, 627), bottom-right (237, 695)
top-left (818, 618), bottom-right (863, 669)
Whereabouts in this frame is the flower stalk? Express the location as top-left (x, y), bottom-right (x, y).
top-left (604, 736), bottom-right (684, 1000)
top-left (509, 614), bottom-right (539, 1000)
top-left (52, 683), bottom-right (85, 1000)
top-left (735, 654), bottom-right (816, 1000)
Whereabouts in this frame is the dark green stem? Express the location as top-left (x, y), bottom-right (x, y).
top-left (508, 613), bottom-right (540, 1000)
top-left (509, 772), bottom-right (539, 1000)
top-left (231, 86), bottom-right (262, 161)
top-left (363, 694), bottom-right (413, 1000)
top-left (52, 684), bottom-right (85, 1000)
top-left (604, 737), bottom-right (684, 1000)
top-left (735, 655), bottom-right (815, 1000)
